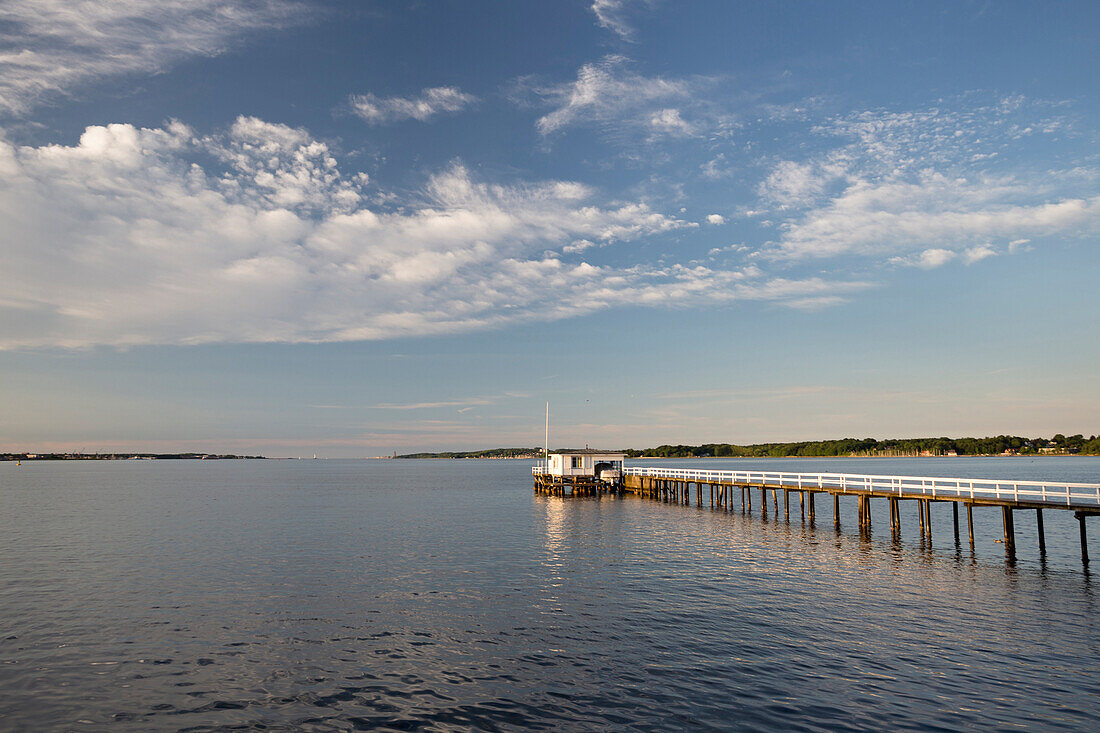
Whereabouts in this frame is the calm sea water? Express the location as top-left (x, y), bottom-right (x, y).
top-left (2, 457), bottom-right (1099, 731)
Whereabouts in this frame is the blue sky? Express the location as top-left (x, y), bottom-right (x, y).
top-left (1, 0), bottom-right (1097, 456)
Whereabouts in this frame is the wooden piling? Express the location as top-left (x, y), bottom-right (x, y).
top-left (1036, 508), bottom-right (1046, 555)
top-left (808, 492), bottom-right (815, 523)
top-left (918, 499), bottom-right (926, 535)
top-left (760, 488), bottom-right (767, 518)
top-left (1002, 506), bottom-right (1015, 557)
top-left (784, 490), bottom-right (790, 521)
top-left (833, 494), bottom-right (840, 527)
top-left (966, 504), bottom-right (974, 548)
top-left (1078, 513), bottom-right (1089, 564)
top-left (953, 502), bottom-right (959, 545)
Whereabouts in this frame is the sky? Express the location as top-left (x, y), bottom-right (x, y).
top-left (1, 0), bottom-right (1098, 456)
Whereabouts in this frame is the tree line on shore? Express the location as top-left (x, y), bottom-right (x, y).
top-left (397, 434), bottom-right (1100, 459)
top-left (623, 434), bottom-right (1099, 458)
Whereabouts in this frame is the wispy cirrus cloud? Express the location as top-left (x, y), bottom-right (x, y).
top-left (0, 116), bottom-right (859, 350)
top-left (591, 0), bottom-right (645, 41)
top-left (348, 86), bottom-right (478, 125)
top-left (0, 0), bottom-right (302, 115)
top-left (369, 392), bottom-right (528, 411)
top-left (528, 55), bottom-right (701, 137)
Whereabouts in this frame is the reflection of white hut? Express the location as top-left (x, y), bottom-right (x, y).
top-left (534, 449), bottom-right (625, 496)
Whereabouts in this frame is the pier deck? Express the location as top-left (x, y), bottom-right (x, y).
top-left (535, 465), bottom-right (1100, 563)
top-left (623, 466), bottom-right (1100, 510)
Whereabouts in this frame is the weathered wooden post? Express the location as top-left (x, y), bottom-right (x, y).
top-left (952, 503), bottom-right (960, 545)
top-left (808, 492), bottom-right (816, 523)
top-left (1036, 508), bottom-right (1046, 555)
top-left (760, 488), bottom-right (767, 518)
top-left (1077, 513), bottom-right (1089, 564)
top-left (1002, 507), bottom-right (1015, 558)
top-left (966, 503), bottom-right (974, 548)
top-left (833, 494), bottom-right (840, 527)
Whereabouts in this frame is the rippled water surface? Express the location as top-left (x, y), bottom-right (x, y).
top-left (2, 457), bottom-right (1099, 731)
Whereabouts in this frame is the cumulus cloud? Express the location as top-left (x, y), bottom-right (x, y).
top-left (349, 86), bottom-right (478, 125)
top-left (962, 243), bottom-right (997, 264)
top-left (891, 249), bottom-right (956, 269)
top-left (648, 108), bottom-right (694, 137)
top-left (705, 214), bottom-right (725, 225)
top-left (0, 0), bottom-right (300, 115)
top-left (0, 117), bottom-right (859, 349)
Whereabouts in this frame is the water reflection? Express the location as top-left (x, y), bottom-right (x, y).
top-left (2, 459), bottom-right (1098, 731)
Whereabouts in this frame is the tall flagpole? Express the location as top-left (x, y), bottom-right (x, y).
top-left (544, 401), bottom-right (549, 471)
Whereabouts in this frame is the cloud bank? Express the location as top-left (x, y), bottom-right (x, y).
top-left (755, 100), bottom-right (1100, 263)
top-left (0, 117), bottom-right (854, 349)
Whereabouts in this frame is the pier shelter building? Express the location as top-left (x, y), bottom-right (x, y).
top-left (534, 450), bottom-right (624, 496)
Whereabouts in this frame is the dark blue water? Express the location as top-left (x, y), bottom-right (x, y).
top-left (2, 457), bottom-right (1099, 731)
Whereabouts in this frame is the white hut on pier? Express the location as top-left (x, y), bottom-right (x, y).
top-left (545, 449), bottom-right (625, 484)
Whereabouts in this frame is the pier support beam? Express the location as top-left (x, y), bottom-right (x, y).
top-left (1002, 506), bottom-right (1015, 558)
top-left (953, 502), bottom-right (960, 545)
top-left (760, 488), bottom-right (767, 518)
top-left (966, 504), bottom-right (974, 548)
top-left (1077, 513), bottom-right (1089, 564)
top-left (833, 494), bottom-right (840, 527)
top-left (808, 492), bottom-right (816, 523)
top-left (1036, 508), bottom-right (1046, 556)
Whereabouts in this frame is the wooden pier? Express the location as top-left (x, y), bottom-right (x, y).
top-left (535, 465), bottom-right (1100, 563)
top-left (533, 472), bottom-right (609, 497)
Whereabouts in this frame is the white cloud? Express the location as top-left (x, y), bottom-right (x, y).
top-left (0, 117), bottom-right (860, 349)
top-left (705, 214), bottom-right (725, 225)
top-left (591, 0), bottom-right (640, 41)
top-left (349, 86), bottom-right (478, 125)
top-left (0, 0), bottom-right (300, 115)
top-left (773, 173), bottom-right (1100, 259)
top-left (914, 249), bottom-right (956, 269)
top-left (700, 154), bottom-right (731, 180)
top-left (648, 108), bottom-right (694, 137)
top-left (758, 100), bottom-right (1100, 262)
top-left (963, 243), bottom-right (997, 264)
top-left (533, 55), bottom-right (693, 136)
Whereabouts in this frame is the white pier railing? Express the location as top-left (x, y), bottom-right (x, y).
top-left (622, 467), bottom-right (1100, 509)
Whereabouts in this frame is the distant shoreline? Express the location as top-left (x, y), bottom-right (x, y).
top-left (1, 453), bottom-right (265, 461)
